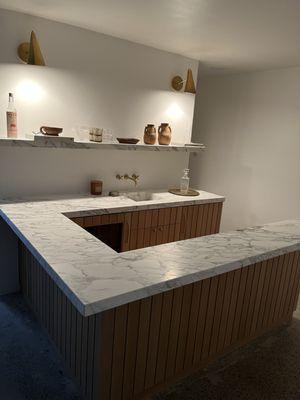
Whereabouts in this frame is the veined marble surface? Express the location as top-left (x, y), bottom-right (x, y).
top-left (0, 136), bottom-right (205, 152)
top-left (0, 192), bottom-right (299, 317)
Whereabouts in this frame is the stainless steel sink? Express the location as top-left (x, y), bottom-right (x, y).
top-left (126, 191), bottom-right (154, 202)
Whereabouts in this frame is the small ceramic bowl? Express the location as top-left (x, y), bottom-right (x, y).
top-left (117, 138), bottom-right (139, 144)
top-left (40, 126), bottom-right (63, 136)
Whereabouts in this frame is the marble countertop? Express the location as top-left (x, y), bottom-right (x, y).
top-left (1, 191), bottom-right (299, 317)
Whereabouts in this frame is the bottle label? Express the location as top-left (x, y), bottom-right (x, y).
top-left (7, 112), bottom-right (17, 138)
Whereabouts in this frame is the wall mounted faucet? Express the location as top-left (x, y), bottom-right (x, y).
top-left (116, 173), bottom-right (139, 187)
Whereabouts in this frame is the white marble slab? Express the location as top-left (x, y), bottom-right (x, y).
top-left (0, 136), bottom-right (205, 152)
top-left (0, 192), bottom-right (299, 317)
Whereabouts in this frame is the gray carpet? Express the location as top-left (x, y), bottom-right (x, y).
top-left (0, 293), bottom-right (299, 400)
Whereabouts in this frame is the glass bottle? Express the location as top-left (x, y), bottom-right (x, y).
top-left (6, 93), bottom-right (17, 138)
top-left (180, 168), bottom-right (190, 194)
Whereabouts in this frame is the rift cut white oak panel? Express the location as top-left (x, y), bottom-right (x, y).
top-left (19, 242), bottom-right (300, 400)
top-left (72, 202), bottom-right (223, 252)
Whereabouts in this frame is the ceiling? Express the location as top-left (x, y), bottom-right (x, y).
top-left (1, 0), bottom-right (300, 71)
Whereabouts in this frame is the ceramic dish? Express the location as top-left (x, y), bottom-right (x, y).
top-left (117, 138), bottom-right (140, 144)
top-left (40, 126), bottom-right (63, 136)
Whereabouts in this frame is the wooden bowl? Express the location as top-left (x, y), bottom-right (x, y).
top-left (117, 138), bottom-right (140, 144)
top-left (40, 126), bottom-right (63, 136)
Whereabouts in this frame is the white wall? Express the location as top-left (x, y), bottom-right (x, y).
top-left (190, 67), bottom-right (300, 231)
top-left (0, 9), bottom-right (197, 196)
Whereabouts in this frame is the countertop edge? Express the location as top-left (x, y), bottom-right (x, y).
top-left (0, 210), bottom-right (87, 315)
top-left (82, 241), bottom-right (300, 316)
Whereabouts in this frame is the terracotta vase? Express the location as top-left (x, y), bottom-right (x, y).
top-left (158, 123), bottom-right (172, 145)
top-left (144, 124), bottom-right (156, 145)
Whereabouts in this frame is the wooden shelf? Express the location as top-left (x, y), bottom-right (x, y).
top-left (0, 136), bottom-right (205, 153)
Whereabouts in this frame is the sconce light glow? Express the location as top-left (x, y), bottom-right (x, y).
top-left (16, 80), bottom-right (45, 102)
top-left (166, 103), bottom-right (184, 119)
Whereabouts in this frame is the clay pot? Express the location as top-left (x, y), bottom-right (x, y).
top-left (158, 123), bottom-right (171, 145)
top-left (144, 124), bottom-right (156, 145)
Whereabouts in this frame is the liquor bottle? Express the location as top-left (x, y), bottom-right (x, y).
top-left (180, 168), bottom-right (190, 194)
top-left (6, 93), bottom-right (17, 138)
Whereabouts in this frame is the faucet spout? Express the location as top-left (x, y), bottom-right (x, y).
top-left (116, 173), bottom-right (139, 187)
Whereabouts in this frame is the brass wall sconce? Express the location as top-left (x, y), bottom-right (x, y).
top-left (17, 30), bottom-right (46, 66)
top-left (171, 68), bottom-right (196, 94)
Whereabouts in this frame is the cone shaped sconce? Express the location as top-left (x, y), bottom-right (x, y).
top-left (171, 68), bottom-right (196, 94)
top-left (184, 69), bottom-right (196, 93)
top-left (18, 31), bottom-right (46, 66)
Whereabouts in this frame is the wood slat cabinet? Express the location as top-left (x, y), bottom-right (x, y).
top-left (71, 202), bottom-right (223, 252)
top-left (19, 242), bottom-right (300, 400)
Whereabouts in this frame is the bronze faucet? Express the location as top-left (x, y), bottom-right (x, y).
top-left (116, 173), bottom-right (139, 187)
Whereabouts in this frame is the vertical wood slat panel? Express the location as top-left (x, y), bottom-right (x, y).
top-left (223, 269), bottom-right (242, 349)
top-left (155, 291), bottom-right (174, 384)
top-left (19, 243), bottom-right (300, 400)
top-left (136, 211), bottom-right (147, 249)
top-left (165, 287), bottom-right (184, 379)
top-left (121, 212), bottom-right (132, 252)
top-left (162, 225), bottom-right (170, 244)
top-left (99, 310), bottom-right (115, 400)
top-left (111, 305), bottom-right (128, 400)
top-left (143, 227), bottom-right (151, 248)
top-left (237, 264), bottom-right (256, 341)
top-left (151, 209), bottom-right (159, 228)
top-left (201, 276), bottom-right (219, 361)
top-left (195, 204), bottom-right (204, 237)
top-left (190, 205), bottom-right (199, 238)
top-left (210, 203), bottom-right (219, 234)
top-left (144, 294), bottom-right (163, 390)
top-left (193, 278), bottom-right (211, 365)
top-left (215, 202), bottom-right (223, 232)
top-left (185, 206), bottom-right (194, 239)
top-left (184, 281), bottom-right (203, 369)
top-left (80, 315), bottom-right (89, 395)
top-left (271, 254), bottom-right (287, 324)
top-left (173, 223), bottom-right (181, 242)
top-left (249, 261), bottom-right (268, 337)
top-left (200, 204), bottom-right (210, 236)
top-left (158, 208), bottom-right (166, 227)
top-left (150, 227), bottom-right (158, 247)
top-left (290, 252), bottom-right (300, 310)
top-left (75, 309), bottom-right (83, 382)
top-left (267, 256), bottom-right (283, 325)
top-left (130, 212), bottom-right (139, 230)
top-left (86, 316), bottom-right (96, 400)
top-left (209, 274), bottom-right (228, 356)
top-left (156, 226), bottom-right (164, 245)
top-left (19, 243), bottom-right (98, 400)
top-left (230, 268), bottom-right (248, 345)
top-left (283, 252), bottom-right (298, 317)
top-left (204, 203), bottom-right (214, 235)
top-left (278, 252), bottom-right (295, 319)
top-left (134, 297), bottom-right (152, 396)
top-left (255, 258), bottom-right (274, 333)
top-left (129, 229), bottom-right (138, 250)
top-left (179, 206), bottom-right (188, 240)
top-left (74, 202), bottom-right (223, 253)
top-left (262, 257), bottom-right (282, 329)
top-left (122, 301), bottom-right (140, 400)
top-left (244, 262), bottom-right (262, 338)
top-left (216, 270), bottom-right (235, 353)
top-left (175, 284), bottom-right (194, 374)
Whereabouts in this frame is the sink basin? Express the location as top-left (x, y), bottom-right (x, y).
top-left (126, 191), bottom-right (154, 202)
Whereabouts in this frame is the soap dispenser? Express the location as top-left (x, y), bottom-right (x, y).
top-left (180, 168), bottom-right (190, 194)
